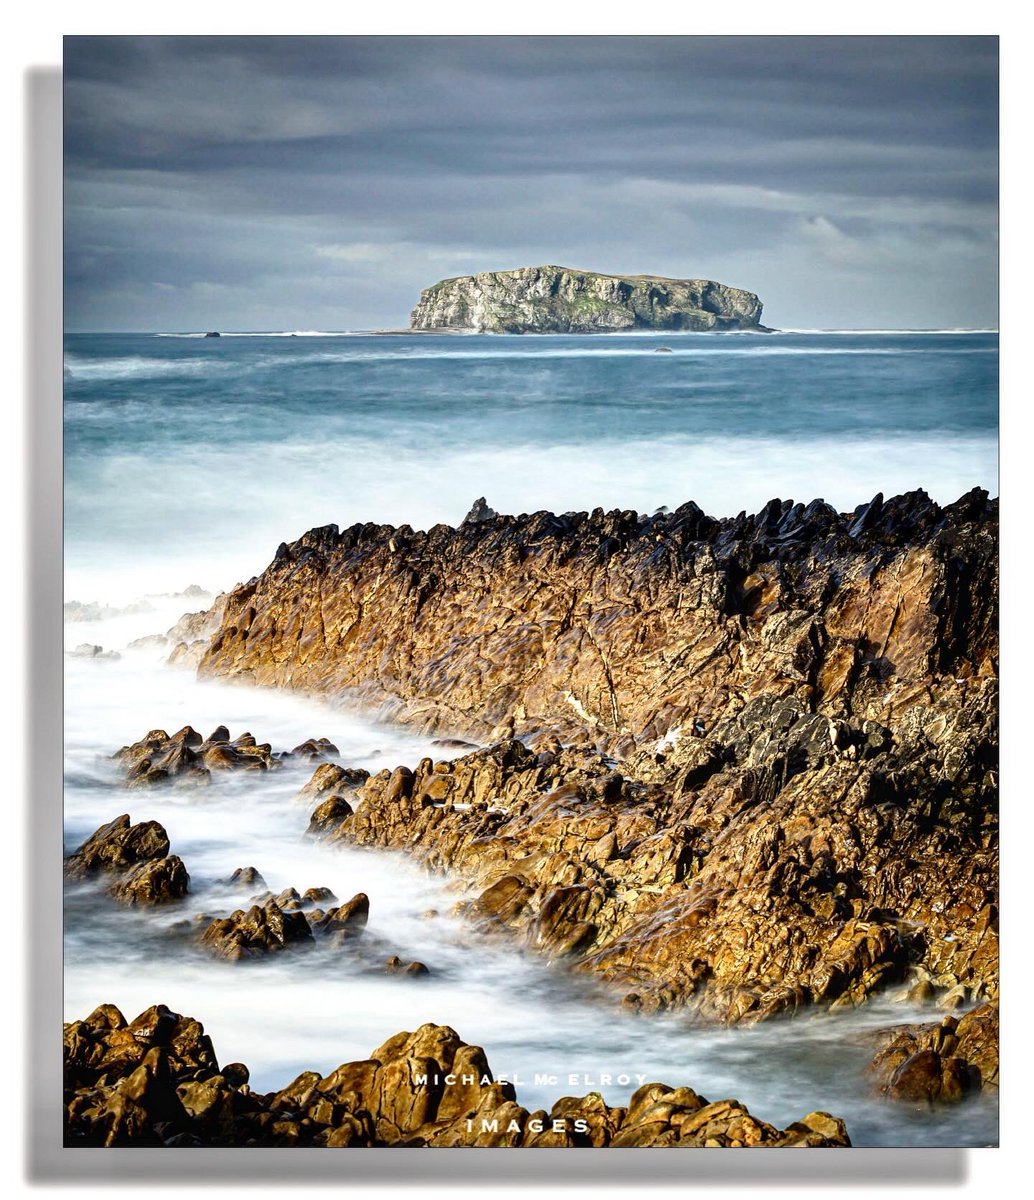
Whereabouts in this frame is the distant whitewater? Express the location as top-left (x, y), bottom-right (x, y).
top-left (64, 329), bottom-right (997, 605)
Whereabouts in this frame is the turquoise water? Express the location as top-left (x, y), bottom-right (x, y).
top-left (62, 329), bottom-right (998, 1147)
top-left (64, 330), bottom-right (997, 603)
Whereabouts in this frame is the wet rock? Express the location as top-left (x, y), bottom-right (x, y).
top-left (223, 866), bottom-right (268, 891)
top-left (189, 490), bottom-right (996, 1021)
top-left (868, 1003), bottom-right (998, 1103)
top-left (198, 900), bottom-right (314, 961)
top-left (110, 856), bottom-right (190, 906)
top-left (305, 794), bottom-right (353, 838)
top-left (65, 815), bottom-right (171, 880)
top-left (289, 737), bottom-right (341, 763)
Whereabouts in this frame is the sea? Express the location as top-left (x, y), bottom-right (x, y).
top-left (63, 329), bottom-right (999, 1146)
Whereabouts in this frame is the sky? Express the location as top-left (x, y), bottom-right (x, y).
top-left (63, 35), bottom-right (999, 332)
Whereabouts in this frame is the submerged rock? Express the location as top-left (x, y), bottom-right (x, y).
top-left (64, 1003), bottom-right (850, 1147)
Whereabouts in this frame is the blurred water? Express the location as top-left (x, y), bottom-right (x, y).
top-left (62, 330), bottom-right (998, 1146)
top-left (64, 330), bottom-right (997, 604)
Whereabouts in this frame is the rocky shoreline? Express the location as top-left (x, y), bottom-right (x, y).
top-left (65, 1002), bottom-right (850, 1147)
top-left (66, 487), bottom-right (999, 1147)
top-left (181, 490), bottom-right (998, 1017)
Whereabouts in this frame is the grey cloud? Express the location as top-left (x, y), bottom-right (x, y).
top-left (63, 35), bottom-right (998, 331)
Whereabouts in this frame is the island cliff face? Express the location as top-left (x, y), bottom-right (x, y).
top-left (408, 266), bottom-right (766, 333)
top-left (190, 489), bottom-right (999, 1024)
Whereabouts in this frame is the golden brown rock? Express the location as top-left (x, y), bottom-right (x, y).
top-left (64, 1004), bottom-right (851, 1147)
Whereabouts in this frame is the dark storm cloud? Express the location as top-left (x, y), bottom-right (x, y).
top-left (63, 35), bottom-right (998, 330)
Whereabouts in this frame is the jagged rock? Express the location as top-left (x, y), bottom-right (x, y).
top-left (867, 1003), bottom-right (998, 1104)
top-left (64, 1004), bottom-right (850, 1147)
top-left (191, 488), bottom-right (996, 1021)
top-left (309, 688), bottom-right (997, 1020)
top-left (196, 489), bottom-right (996, 759)
top-left (198, 900), bottom-right (313, 961)
top-left (110, 856), bottom-right (190, 906)
top-left (65, 815), bottom-right (171, 880)
top-left (408, 266), bottom-right (767, 334)
top-left (112, 725), bottom-right (284, 786)
top-left (462, 496), bottom-right (497, 525)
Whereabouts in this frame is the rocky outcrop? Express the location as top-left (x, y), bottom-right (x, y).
top-left (191, 488), bottom-right (997, 1021)
top-left (408, 266), bottom-right (766, 333)
top-left (112, 725), bottom-right (345, 788)
top-left (65, 815), bottom-right (189, 906)
top-left (64, 1003), bottom-right (850, 1147)
top-left (65, 815), bottom-right (172, 880)
top-left (310, 701), bottom-right (997, 1020)
top-left (867, 1003), bottom-right (998, 1105)
top-left (197, 488), bottom-right (996, 758)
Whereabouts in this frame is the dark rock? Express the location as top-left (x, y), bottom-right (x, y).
top-left (65, 815), bottom-right (171, 880)
top-left (110, 856), bottom-right (190, 906)
top-left (462, 496), bottom-right (498, 525)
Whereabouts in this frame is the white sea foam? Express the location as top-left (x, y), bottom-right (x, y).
top-left (63, 355), bottom-right (230, 381)
top-left (63, 624), bottom-right (996, 1145)
top-left (64, 432), bottom-right (998, 607)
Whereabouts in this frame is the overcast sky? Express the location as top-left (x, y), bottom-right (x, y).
top-left (64, 36), bottom-right (998, 332)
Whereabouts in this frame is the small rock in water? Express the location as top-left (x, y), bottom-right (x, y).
top-left (69, 643), bottom-right (121, 662)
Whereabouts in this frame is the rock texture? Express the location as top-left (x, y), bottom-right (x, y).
top-left (64, 1003), bottom-right (849, 1147)
top-left (195, 488), bottom-right (997, 1021)
top-left (65, 815), bottom-right (190, 906)
top-left (867, 1003), bottom-right (998, 1105)
top-left (408, 266), bottom-right (766, 333)
top-left (112, 725), bottom-right (344, 788)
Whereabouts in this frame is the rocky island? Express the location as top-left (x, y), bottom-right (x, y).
top-left (408, 266), bottom-right (768, 334)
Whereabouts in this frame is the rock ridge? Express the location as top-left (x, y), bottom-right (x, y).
top-left (197, 488), bottom-right (997, 756)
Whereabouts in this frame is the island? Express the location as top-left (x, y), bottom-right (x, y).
top-left (408, 265), bottom-right (769, 334)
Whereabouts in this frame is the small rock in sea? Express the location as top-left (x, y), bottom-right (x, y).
top-left (653, 346), bottom-right (673, 353)
top-left (69, 643), bottom-right (121, 662)
top-left (203, 331), bottom-right (221, 338)
top-left (224, 866), bottom-right (268, 891)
